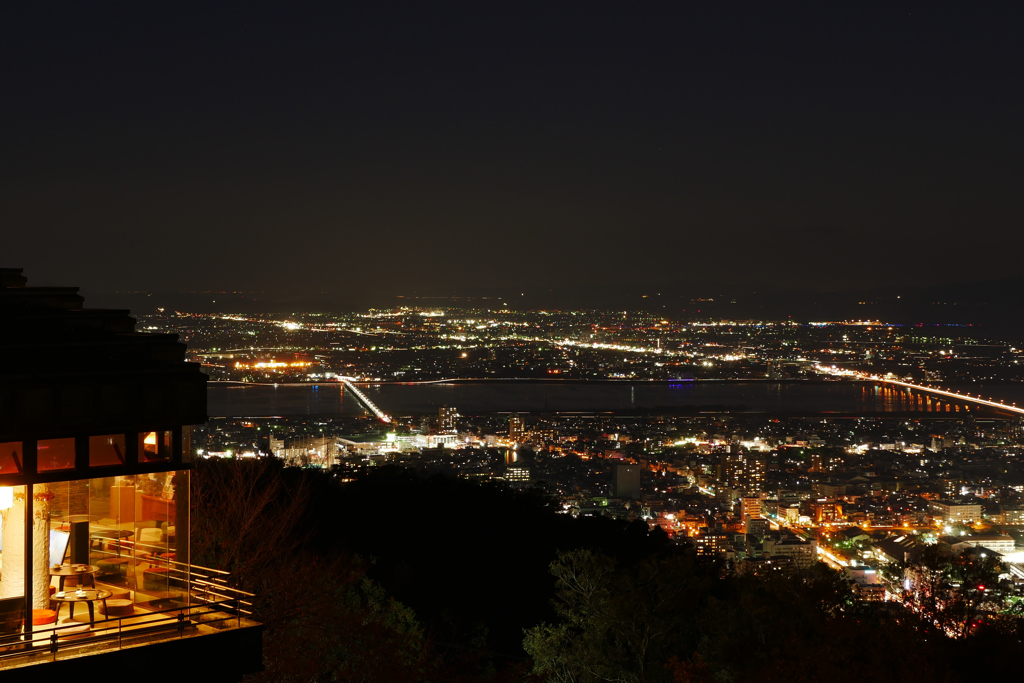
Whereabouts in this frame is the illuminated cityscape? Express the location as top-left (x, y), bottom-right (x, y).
top-left (147, 304), bottom-right (1024, 620)
top-left (7, 2), bottom-right (1024, 680)
top-left (141, 308), bottom-right (1024, 388)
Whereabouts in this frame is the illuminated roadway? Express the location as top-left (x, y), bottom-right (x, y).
top-left (815, 364), bottom-right (1024, 416)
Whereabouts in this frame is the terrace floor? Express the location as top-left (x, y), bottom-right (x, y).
top-left (0, 559), bottom-right (261, 675)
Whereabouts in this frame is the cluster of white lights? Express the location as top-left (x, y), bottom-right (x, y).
top-left (557, 339), bottom-right (665, 354)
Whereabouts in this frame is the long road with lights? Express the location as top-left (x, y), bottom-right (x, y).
top-left (338, 378), bottom-right (391, 423)
top-left (816, 364), bottom-right (1024, 416)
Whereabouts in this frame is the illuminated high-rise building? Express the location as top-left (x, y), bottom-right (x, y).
top-left (741, 496), bottom-right (764, 526)
top-left (747, 456), bottom-right (766, 493)
top-left (438, 405), bottom-right (458, 433)
top-left (509, 412), bottom-right (524, 442)
top-left (721, 450), bottom-right (765, 495)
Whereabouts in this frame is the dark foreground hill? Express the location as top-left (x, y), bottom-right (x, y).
top-left (191, 459), bottom-right (1024, 682)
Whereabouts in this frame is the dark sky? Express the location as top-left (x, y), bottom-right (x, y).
top-left (3, 3), bottom-right (1022, 301)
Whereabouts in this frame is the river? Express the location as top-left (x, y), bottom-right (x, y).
top-left (205, 379), bottom-right (1024, 417)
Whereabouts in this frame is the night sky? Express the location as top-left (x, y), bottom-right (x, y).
top-left (3, 4), bottom-right (1022, 304)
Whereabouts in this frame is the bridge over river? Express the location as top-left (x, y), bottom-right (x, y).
top-left (815, 364), bottom-right (1024, 417)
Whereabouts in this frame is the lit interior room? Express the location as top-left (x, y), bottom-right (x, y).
top-left (0, 432), bottom-right (187, 638)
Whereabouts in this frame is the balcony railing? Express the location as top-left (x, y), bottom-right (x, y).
top-left (0, 559), bottom-right (258, 669)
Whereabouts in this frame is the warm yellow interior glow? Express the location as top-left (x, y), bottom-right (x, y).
top-left (144, 432), bottom-right (157, 446)
top-left (0, 486), bottom-right (12, 510)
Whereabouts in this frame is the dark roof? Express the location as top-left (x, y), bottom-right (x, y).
top-left (838, 526), bottom-right (870, 540)
top-left (0, 268), bottom-right (206, 440)
top-left (874, 535), bottom-right (923, 564)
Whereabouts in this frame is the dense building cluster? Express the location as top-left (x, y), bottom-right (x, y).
top-left (140, 308), bottom-right (1024, 385)
top-left (197, 406), bottom-right (1024, 618)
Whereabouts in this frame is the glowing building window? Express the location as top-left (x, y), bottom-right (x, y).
top-left (140, 431), bottom-right (172, 462)
top-left (37, 437), bottom-right (76, 471)
top-left (0, 442), bottom-right (23, 475)
top-left (89, 434), bottom-right (126, 467)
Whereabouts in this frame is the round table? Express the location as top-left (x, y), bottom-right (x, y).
top-left (49, 563), bottom-right (99, 591)
top-left (51, 589), bottom-right (112, 626)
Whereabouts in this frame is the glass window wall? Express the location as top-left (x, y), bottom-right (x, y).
top-left (0, 442), bottom-right (23, 475)
top-left (18, 470), bottom-right (189, 623)
top-left (139, 431), bottom-right (172, 463)
top-left (89, 434), bottom-right (126, 467)
top-left (37, 438), bottom-right (75, 471)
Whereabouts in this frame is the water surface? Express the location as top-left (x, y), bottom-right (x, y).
top-left (206, 380), bottom-right (1019, 417)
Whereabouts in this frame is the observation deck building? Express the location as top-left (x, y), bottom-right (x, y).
top-left (0, 268), bottom-right (262, 681)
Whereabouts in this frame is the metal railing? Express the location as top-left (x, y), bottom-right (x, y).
top-left (91, 539), bottom-right (255, 618)
top-left (0, 560), bottom-right (257, 668)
